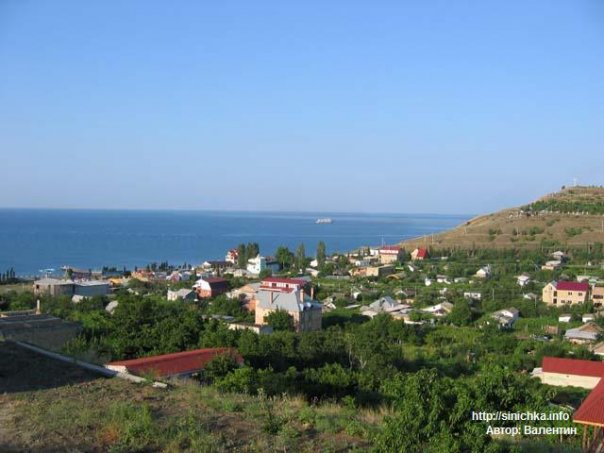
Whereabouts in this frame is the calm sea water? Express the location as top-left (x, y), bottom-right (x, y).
top-left (0, 209), bottom-right (470, 277)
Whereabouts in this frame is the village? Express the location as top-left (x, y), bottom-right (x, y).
top-left (2, 239), bottom-right (604, 451)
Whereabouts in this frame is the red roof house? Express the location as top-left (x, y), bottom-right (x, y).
top-left (106, 348), bottom-right (243, 379)
top-left (556, 281), bottom-right (590, 292)
top-left (538, 356), bottom-right (604, 447)
top-left (411, 247), bottom-right (428, 261)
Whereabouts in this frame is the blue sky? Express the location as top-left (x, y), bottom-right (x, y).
top-left (1, 1), bottom-right (602, 214)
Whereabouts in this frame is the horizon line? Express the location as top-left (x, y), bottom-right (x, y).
top-left (0, 206), bottom-right (475, 217)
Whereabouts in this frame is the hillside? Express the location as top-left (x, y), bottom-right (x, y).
top-left (0, 341), bottom-right (375, 452)
top-left (401, 186), bottom-right (604, 251)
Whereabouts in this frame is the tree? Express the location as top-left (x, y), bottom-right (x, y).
top-left (265, 309), bottom-right (295, 332)
top-left (447, 300), bottom-right (474, 326)
top-left (275, 246), bottom-right (294, 269)
top-left (316, 241), bottom-right (326, 268)
top-left (246, 242), bottom-right (260, 260)
top-left (203, 353), bottom-right (240, 384)
top-left (295, 243), bottom-right (306, 270)
top-left (237, 243), bottom-right (247, 269)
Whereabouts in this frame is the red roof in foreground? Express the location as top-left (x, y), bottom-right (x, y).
top-left (541, 357), bottom-right (604, 427)
top-left (542, 357), bottom-right (604, 377)
top-left (574, 379), bottom-right (604, 427)
top-left (556, 281), bottom-right (590, 292)
top-left (107, 348), bottom-right (243, 378)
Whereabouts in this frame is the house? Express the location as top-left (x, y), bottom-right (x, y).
top-left (227, 323), bottom-right (273, 335)
top-left (464, 292), bottom-right (482, 301)
top-left (552, 251), bottom-right (567, 262)
top-left (193, 277), bottom-right (228, 299)
top-left (365, 265), bottom-right (395, 278)
top-left (558, 315), bottom-right (572, 323)
top-left (225, 249), bottom-right (239, 264)
top-left (61, 266), bottom-right (93, 280)
top-left (33, 278), bottom-right (76, 297)
top-left (454, 277), bottom-right (468, 284)
top-left (378, 245), bottom-right (404, 264)
top-left (490, 308), bottom-right (519, 329)
top-left (411, 248), bottom-right (428, 261)
top-left (33, 278), bottom-right (110, 298)
top-left (532, 356), bottom-right (604, 450)
top-left (368, 296), bottom-right (407, 314)
top-left (247, 255), bottom-right (266, 275)
top-left (592, 286), bottom-right (604, 305)
top-left (475, 265), bottom-right (492, 279)
top-left (424, 278), bottom-right (433, 286)
top-left (260, 277), bottom-right (308, 292)
top-left (167, 288), bottom-right (196, 302)
top-left (564, 322), bottom-right (603, 344)
top-left (202, 261), bottom-right (231, 273)
top-left (436, 275), bottom-right (451, 284)
top-left (105, 348), bottom-right (243, 379)
top-left (542, 281), bottom-right (590, 306)
top-left (592, 342), bottom-right (604, 358)
top-left (541, 260), bottom-right (562, 271)
top-left (516, 274), bottom-right (531, 287)
top-left (228, 282), bottom-right (261, 303)
top-left (533, 356), bottom-right (604, 389)
top-left (422, 302), bottom-right (454, 317)
top-left (254, 289), bottom-right (322, 332)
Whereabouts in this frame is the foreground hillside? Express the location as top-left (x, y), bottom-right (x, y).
top-left (0, 341), bottom-right (374, 452)
top-left (401, 186), bottom-right (604, 250)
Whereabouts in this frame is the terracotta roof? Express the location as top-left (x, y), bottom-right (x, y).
top-left (107, 348), bottom-right (243, 378)
top-left (556, 281), bottom-right (590, 292)
top-left (574, 380), bottom-right (604, 426)
top-left (542, 357), bottom-right (604, 377)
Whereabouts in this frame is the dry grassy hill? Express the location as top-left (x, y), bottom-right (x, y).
top-left (401, 186), bottom-right (604, 251)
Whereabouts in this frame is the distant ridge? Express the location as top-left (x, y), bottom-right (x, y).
top-left (400, 186), bottom-right (604, 250)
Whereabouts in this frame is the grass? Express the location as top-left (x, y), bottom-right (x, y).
top-left (400, 186), bottom-right (604, 250)
top-left (1, 342), bottom-right (378, 452)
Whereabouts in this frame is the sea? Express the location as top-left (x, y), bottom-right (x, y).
top-left (0, 209), bottom-right (470, 277)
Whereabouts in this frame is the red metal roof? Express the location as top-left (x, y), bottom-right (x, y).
top-left (107, 348), bottom-right (243, 378)
top-left (542, 357), bottom-right (604, 378)
top-left (415, 248), bottom-right (428, 258)
top-left (574, 379), bottom-right (604, 426)
top-left (261, 277), bottom-right (307, 285)
top-left (556, 281), bottom-right (590, 292)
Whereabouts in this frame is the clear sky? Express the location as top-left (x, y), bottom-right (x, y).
top-left (0, 1), bottom-right (602, 214)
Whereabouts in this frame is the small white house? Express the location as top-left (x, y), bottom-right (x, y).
top-left (464, 292), bottom-right (482, 301)
top-left (475, 265), bottom-right (492, 279)
top-left (558, 315), bottom-right (572, 323)
top-left (247, 255), bottom-right (266, 275)
top-left (516, 274), bottom-right (531, 287)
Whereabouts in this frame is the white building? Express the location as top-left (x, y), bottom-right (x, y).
top-left (247, 255), bottom-right (266, 275)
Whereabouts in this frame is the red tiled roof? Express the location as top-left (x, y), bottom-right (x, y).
top-left (556, 281), bottom-right (590, 292)
top-left (107, 348), bottom-right (243, 378)
top-left (261, 277), bottom-right (307, 285)
top-left (542, 357), bottom-right (604, 378)
top-left (574, 380), bottom-right (604, 427)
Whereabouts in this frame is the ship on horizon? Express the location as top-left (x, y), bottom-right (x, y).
top-left (315, 218), bottom-right (333, 224)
